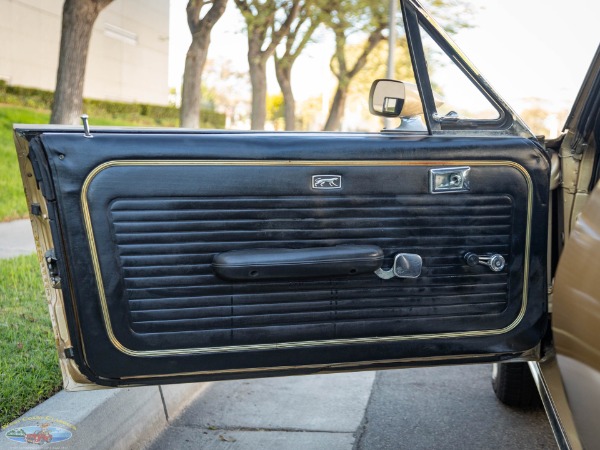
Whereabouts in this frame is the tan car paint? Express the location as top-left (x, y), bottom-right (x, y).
top-left (554, 178), bottom-right (600, 373)
top-left (553, 177), bottom-right (600, 449)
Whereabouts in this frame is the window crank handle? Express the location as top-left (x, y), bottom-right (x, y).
top-left (464, 252), bottom-right (505, 272)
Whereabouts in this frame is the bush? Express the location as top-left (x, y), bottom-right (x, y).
top-left (200, 109), bottom-right (227, 129)
top-left (0, 83), bottom-right (55, 110)
top-left (0, 83), bottom-right (225, 129)
top-left (84, 98), bottom-right (141, 117)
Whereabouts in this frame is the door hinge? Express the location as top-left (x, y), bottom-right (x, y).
top-left (30, 203), bottom-right (42, 216)
top-left (44, 249), bottom-right (61, 289)
top-left (64, 347), bottom-right (75, 359)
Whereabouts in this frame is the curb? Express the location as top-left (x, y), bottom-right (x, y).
top-left (1, 383), bottom-right (209, 449)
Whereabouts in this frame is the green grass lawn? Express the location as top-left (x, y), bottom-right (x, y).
top-left (0, 254), bottom-right (62, 428)
top-left (0, 104), bottom-right (179, 222)
top-left (0, 107), bottom-right (49, 221)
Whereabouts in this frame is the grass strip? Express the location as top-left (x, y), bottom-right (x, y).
top-left (0, 253), bottom-right (61, 428)
top-left (0, 107), bottom-right (49, 221)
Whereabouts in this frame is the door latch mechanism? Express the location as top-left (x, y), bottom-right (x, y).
top-left (44, 249), bottom-right (61, 288)
top-left (375, 253), bottom-right (422, 280)
top-left (429, 167), bottom-right (470, 193)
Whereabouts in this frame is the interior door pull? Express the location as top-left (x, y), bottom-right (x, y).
top-left (464, 252), bottom-right (506, 272)
top-left (374, 253), bottom-right (422, 280)
top-left (212, 245), bottom-right (384, 281)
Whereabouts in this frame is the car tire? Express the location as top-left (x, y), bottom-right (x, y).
top-left (491, 362), bottom-right (542, 408)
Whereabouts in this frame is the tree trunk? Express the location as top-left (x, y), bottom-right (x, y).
top-left (180, 0), bottom-right (227, 128)
top-left (236, 0), bottom-right (300, 130)
top-left (180, 33), bottom-right (210, 128)
top-left (275, 61), bottom-right (295, 131)
top-left (324, 85), bottom-right (348, 131)
top-left (323, 29), bottom-right (386, 132)
top-left (51, 0), bottom-right (112, 125)
top-left (248, 52), bottom-right (267, 130)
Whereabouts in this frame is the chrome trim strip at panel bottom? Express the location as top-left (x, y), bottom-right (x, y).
top-left (528, 359), bottom-right (583, 450)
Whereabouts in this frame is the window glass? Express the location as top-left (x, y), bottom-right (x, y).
top-left (418, 23), bottom-right (500, 121)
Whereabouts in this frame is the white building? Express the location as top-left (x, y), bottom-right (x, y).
top-left (0, 0), bottom-right (170, 105)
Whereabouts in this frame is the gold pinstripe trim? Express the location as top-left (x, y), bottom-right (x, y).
top-left (81, 160), bottom-right (533, 358)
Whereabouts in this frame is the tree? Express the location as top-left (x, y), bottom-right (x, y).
top-left (349, 37), bottom-right (414, 97)
top-left (180, 0), bottom-right (228, 128)
top-left (51, 0), bottom-right (113, 125)
top-left (321, 0), bottom-right (472, 131)
top-left (274, 1), bottom-right (321, 130)
top-left (234, 0), bottom-right (301, 130)
top-left (322, 0), bottom-right (388, 131)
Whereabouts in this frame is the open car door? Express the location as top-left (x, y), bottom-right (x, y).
top-left (550, 45), bottom-right (600, 449)
top-left (13, 0), bottom-right (550, 389)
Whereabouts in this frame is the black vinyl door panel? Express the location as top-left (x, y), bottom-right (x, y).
top-left (26, 131), bottom-right (549, 386)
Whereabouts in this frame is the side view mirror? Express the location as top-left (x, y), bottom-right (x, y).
top-left (369, 79), bottom-right (424, 118)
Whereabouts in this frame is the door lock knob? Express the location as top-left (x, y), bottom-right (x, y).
top-left (464, 252), bottom-right (505, 272)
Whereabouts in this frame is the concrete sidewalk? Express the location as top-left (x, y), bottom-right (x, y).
top-left (146, 372), bottom-right (376, 450)
top-left (0, 219), bottom-right (35, 259)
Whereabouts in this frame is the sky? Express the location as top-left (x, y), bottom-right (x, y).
top-left (168, 0), bottom-right (600, 129)
top-left (445, 0), bottom-right (600, 111)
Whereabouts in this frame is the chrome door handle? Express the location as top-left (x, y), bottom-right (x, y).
top-left (375, 253), bottom-right (422, 280)
top-left (464, 252), bottom-right (505, 272)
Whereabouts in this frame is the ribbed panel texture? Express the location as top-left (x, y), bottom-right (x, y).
top-left (110, 195), bottom-right (513, 343)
